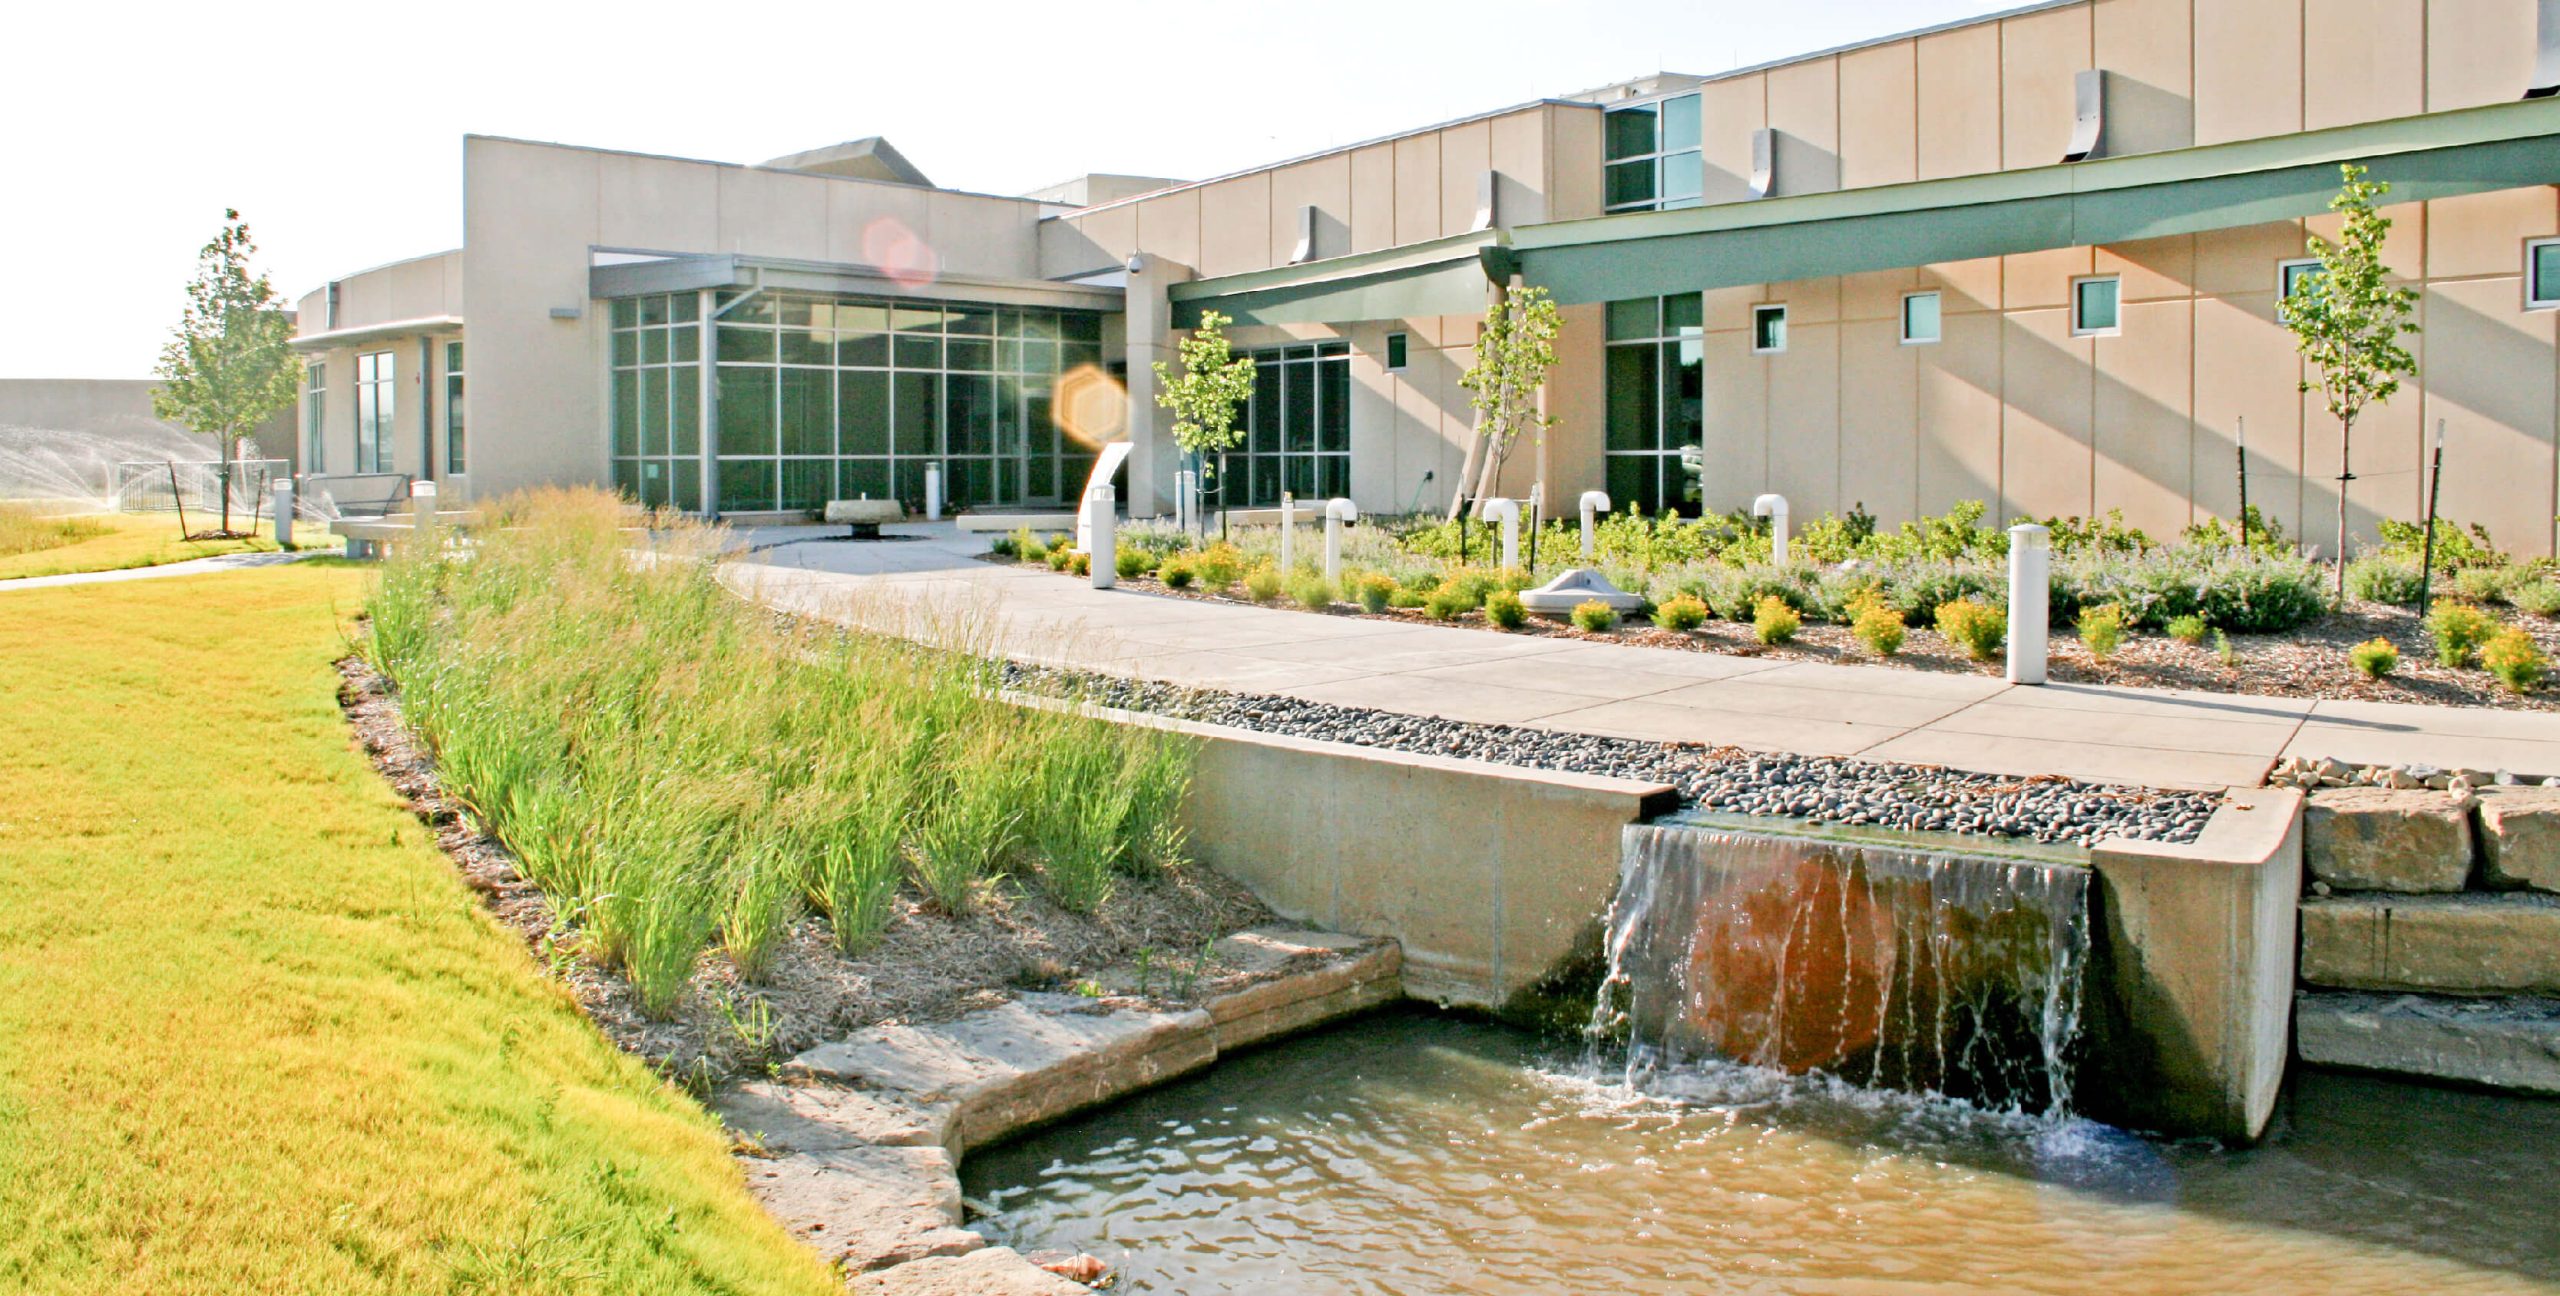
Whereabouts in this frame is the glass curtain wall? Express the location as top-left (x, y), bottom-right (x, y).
top-left (621, 289), bottom-right (1104, 514)
top-left (1208, 341), bottom-right (1350, 509)
top-left (1604, 91), bottom-right (1703, 213)
top-left (1604, 295), bottom-right (1703, 515)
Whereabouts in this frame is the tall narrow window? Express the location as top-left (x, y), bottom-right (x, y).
top-left (2071, 276), bottom-right (2121, 336)
top-left (1901, 292), bottom-right (1941, 345)
top-left (2529, 238), bottom-right (2560, 310)
top-left (444, 341), bottom-right (466, 475)
top-left (1385, 332), bottom-right (1408, 371)
top-left (303, 361), bottom-right (326, 474)
top-left (354, 350), bottom-right (395, 474)
top-left (1603, 293), bottom-right (1703, 515)
top-left (1752, 304), bottom-right (1788, 354)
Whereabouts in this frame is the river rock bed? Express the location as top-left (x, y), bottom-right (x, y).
top-left (1001, 665), bottom-right (2218, 847)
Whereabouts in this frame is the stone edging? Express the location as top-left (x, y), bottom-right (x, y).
top-left (713, 928), bottom-right (1403, 1293)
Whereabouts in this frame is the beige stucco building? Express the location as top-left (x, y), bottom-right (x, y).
top-left (294, 0), bottom-right (2560, 554)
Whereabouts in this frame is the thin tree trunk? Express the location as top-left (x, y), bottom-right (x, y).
top-left (2334, 413), bottom-right (2355, 603)
top-left (219, 433), bottom-right (235, 535)
top-left (1447, 414), bottom-right (1487, 523)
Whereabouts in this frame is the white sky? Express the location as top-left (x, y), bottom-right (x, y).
top-left (0, 0), bottom-right (2015, 378)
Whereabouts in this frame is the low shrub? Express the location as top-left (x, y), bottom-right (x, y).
top-left (1571, 599), bottom-right (1620, 633)
top-left (1936, 598), bottom-right (2007, 662)
top-left (1885, 561), bottom-right (1998, 624)
top-left (2452, 564), bottom-right (2522, 605)
top-left (1287, 573), bottom-right (1336, 610)
top-left (2078, 602), bottom-right (2128, 663)
top-left (1852, 600), bottom-right (1906, 656)
top-left (1752, 595), bottom-right (1800, 645)
top-left (1195, 543), bottom-right (1243, 589)
top-left (1811, 568), bottom-right (1888, 623)
top-left (2426, 599), bottom-right (2495, 668)
top-left (2164, 613), bottom-right (2210, 646)
top-left (1068, 551), bottom-right (1091, 577)
top-left (1484, 589), bottom-right (1529, 630)
top-left (1355, 573), bottom-right (1396, 614)
top-left (1012, 527), bottom-right (1047, 563)
top-left (2483, 628), bottom-right (2547, 694)
top-left (2345, 555), bottom-right (2426, 607)
top-left (1388, 586), bottom-right (1427, 609)
top-left (1709, 565), bottom-right (1815, 621)
top-left (1243, 565), bottom-right (1283, 603)
top-left (2516, 582), bottom-right (2560, 619)
top-left (1422, 586), bottom-right (1471, 621)
top-left (1439, 568), bottom-right (1501, 612)
top-left (1159, 557), bottom-right (1196, 589)
top-left (1652, 594), bottom-right (1711, 632)
top-left (1114, 548), bottom-right (1151, 579)
top-left (1046, 546), bottom-right (1072, 571)
top-left (2348, 637), bottom-right (2399, 680)
top-left (989, 531), bottom-right (1020, 558)
top-left (2379, 518), bottom-right (2505, 571)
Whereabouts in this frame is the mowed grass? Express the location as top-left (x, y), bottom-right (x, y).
top-left (0, 509), bottom-right (296, 581)
top-left (0, 564), bottom-right (838, 1295)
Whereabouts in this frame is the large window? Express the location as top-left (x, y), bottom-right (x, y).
top-left (631, 290), bottom-right (1105, 513)
top-left (303, 361), bottom-right (326, 474)
top-left (608, 293), bottom-right (704, 508)
top-left (354, 351), bottom-right (395, 474)
top-left (444, 341), bottom-right (466, 475)
top-left (1604, 91), bottom-right (1703, 213)
top-left (1604, 295), bottom-right (1703, 516)
top-left (1208, 341), bottom-right (1351, 509)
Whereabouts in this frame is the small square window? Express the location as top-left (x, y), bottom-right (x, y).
top-left (2529, 239), bottom-right (2560, 310)
top-left (1385, 332), bottom-right (1408, 371)
top-left (1752, 304), bottom-right (1788, 354)
top-left (2071, 277), bottom-right (2120, 336)
top-left (1901, 292), bottom-right (1941, 345)
top-left (2278, 258), bottom-right (2324, 302)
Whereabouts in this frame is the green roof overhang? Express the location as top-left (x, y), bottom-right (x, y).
top-left (1510, 97), bottom-right (2560, 305)
top-left (1168, 230), bottom-right (1503, 328)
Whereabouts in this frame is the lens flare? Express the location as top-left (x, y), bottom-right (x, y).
top-left (1054, 364), bottom-right (1128, 451)
top-left (861, 217), bottom-right (939, 289)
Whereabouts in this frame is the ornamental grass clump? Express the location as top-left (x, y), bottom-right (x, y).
top-left (2348, 636), bottom-right (2400, 680)
top-left (364, 487), bottom-right (1195, 1018)
top-left (1194, 543), bottom-right (1244, 590)
top-left (1571, 599), bottom-right (1619, 633)
top-left (2483, 628), bottom-right (2546, 694)
top-left (1115, 548), bottom-right (1151, 579)
top-left (2425, 599), bottom-right (2495, 668)
top-left (2077, 602), bottom-right (2128, 664)
top-left (2516, 582), bottom-right (2560, 619)
top-left (1355, 573), bottom-right (1396, 614)
top-left (1159, 556), bottom-right (1197, 589)
top-left (1484, 588), bottom-right (1529, 629)
top-left (1287, 573), bottom-right (1336, 611)
top-left (1243, 565), bottom-right (1283, 603)
top-left (1652, 594), bottom-right (1711, 632)
top-left (2452, 564), bottom-right (2522, 605)
top-left (1851, 597), bottom-right (1906, 656)
top-left (1751, 595), bottom-right (1800, 645)
top-left (1422, 585), bottom-right (1472, 621)
top-left (1936, 597), bottom-right (2007, 662)
top-left (2344, 555), bottom-right (2424, 606)
top-left (2165, 613), bottom-right (2210, 646)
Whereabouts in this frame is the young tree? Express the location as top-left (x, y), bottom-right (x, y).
top-left (2283, 164), bottom-right (2420, 599)
top-left (1449, 283), bottom-right (1562, 521)
top-left (152, 209), bottom-right (300, 538)
top-left (1151, 308), bottom-right (1256, 533)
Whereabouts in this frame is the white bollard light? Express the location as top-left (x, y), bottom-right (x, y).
top-left (1279, 493), bottom-right (1296, 572)
top-left (1480, 497), bottom-right (1521, 572)
top-left (2006, 522), bottom-right (2050, 685)
top-left (1579, 490), bottom-right (1611, 562)
top-left (924, 463), bottom-right (943, 522)
top-left (1172, 470), bottom-right (1191, 533)
top-left (1087, 483), bottom-right (1116, 590)
top-left (1323, 498), bottom-right (1358, 585)
top-left (1753, 493), bottom-right (1791, 566)
top-left (272, 478), bottom-right (294, 548)
top-left (411, 479), bottom-right (438, 547)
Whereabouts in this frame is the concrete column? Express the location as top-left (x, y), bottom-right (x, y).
top-left (2006, 523), bottom-right (2050, 685)
top-left (1120, 253), bottom-right (1196, 518)
top-left (1087, 483), bottom-right (1116, 590)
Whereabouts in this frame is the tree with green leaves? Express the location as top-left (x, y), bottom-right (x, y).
top-left (1450, 283), bottom-right (1562, 521)
top-left (2282, 164), bottom-right (2420, 600)
top-left (152, 209), bottom-right (300, 538)
top-left (1151, 308), bottom-right (1256, 533)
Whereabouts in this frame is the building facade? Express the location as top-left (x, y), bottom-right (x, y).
top-left (295, 0), bottom-right (2560, 554)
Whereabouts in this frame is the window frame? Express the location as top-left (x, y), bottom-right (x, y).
top-left (2277, 257), bottom-right (2324, 302)
top-left (303, 360), bottom-right (327, 475)
top-left (1602, 90), bottom-right (1705, 214)
top-left (2070, 275), bottom-right (2122, 338)
top-left (2528, 238), bottom-right (2560, 311)
top-left (1751, 304), bottom-right (1789, 355)
top-left (353, 349), bottom-right (395, 474)
top-left (1900, 291), bottom-right (1942, 346)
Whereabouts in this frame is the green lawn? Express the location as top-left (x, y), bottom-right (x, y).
top-left (0, 563), bottom-right (838, 1295)
top-left (0, 511), bottom-right (305, 581)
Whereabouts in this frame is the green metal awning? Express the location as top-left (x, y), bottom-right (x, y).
top-left (1510, 97), bottom-right (2560, 305)
top-left (1169, 230), bottom-right (1502, 327)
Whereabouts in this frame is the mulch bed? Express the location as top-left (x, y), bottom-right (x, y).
top-left (337, 657), bottom-right (1274, 1088)
top-left (1015, 560), bottom-right (2560, 712)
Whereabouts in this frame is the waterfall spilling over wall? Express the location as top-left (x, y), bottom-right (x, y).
top-left (1599, 815), bottom-right (2092, 1116)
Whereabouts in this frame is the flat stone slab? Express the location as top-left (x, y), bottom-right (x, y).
top-left (2302, 788), bottom-right (2475, 893)
top-left (2475, 786), bottom-right (2560, 893)
top-left (852, 1247), bottom-right (1092, 1295)
top-left (825, 499), bottom-right (907, 526)
top-left (2300, 892), bottom-right (2560, 995)
top-left (744, 1145), bottom-right (979, 1272)
top-left (1200, 927), bottom-right (1403, 1051)
top-left (712, 1079), bottom-right (952, 1153)
top-left (2296, 991), bottom-right (2560, 1096)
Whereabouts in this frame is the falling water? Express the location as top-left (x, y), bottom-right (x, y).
top-left (0, 420), bottom-right (214, 509)
top-left (1596, 813), bottom-right (2091, 1116)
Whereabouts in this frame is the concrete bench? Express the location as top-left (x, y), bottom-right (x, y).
top-left (823, 498), bottom-right (906, 538)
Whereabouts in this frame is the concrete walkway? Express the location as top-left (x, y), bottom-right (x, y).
top-left (0, 549), bottom-right (317, 592)
top-left (732, 524), bottom-right (2560, 791)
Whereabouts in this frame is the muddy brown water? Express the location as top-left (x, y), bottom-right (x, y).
top-left (964, 1007), bottom-right (2560, 1295)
